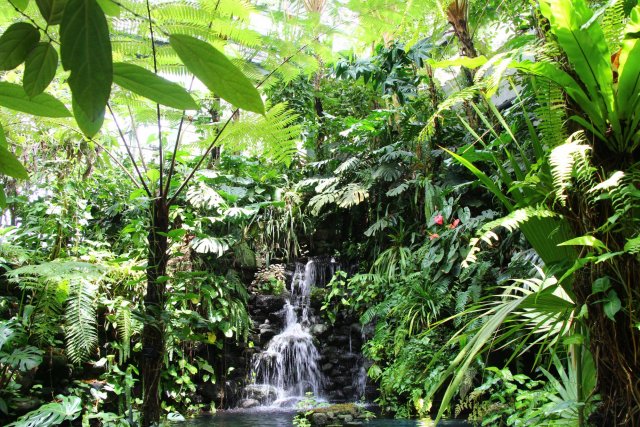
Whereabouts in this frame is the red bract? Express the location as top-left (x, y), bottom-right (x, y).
top-left (429, 233), bottom-right (439, 240)
top-left (448, 218), bottom-right (461, 229)
top-left (434, 214), bottom-right (443, 225)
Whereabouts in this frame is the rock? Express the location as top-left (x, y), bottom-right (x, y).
top-left (244, 384), bottom-right (279, 403)
top-left (238, 398), bottom-right (260, 408)
top-left (311, 323), bottom-right (329, 336)
top-left (337, 414), bottom-right (353, 423)
top-left (311, 412), bottom-right (329, 426)
top-left (321, 363), bottom-right (333, 371)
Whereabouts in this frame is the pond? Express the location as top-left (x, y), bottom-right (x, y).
top-left (173, 409), bottom-right (471, 427)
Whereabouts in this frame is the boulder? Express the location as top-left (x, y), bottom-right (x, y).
top-left (238, 399), bottom-right (260, 409)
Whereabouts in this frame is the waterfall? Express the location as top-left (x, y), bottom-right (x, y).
top-left (246, 258), bottom-right (337, 407)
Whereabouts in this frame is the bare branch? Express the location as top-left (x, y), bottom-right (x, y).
top-left (107, 103), bottom-right (153, 197)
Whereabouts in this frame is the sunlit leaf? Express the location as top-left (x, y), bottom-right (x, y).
top-left (169, 34), bottom-right (264, 114)
top-left (113, 63), bottom-right (197, 110)
top-left (0, 82), bottom-right (70, 117)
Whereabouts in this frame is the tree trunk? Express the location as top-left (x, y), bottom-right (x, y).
top-left (141, 197), bottom-right (169, 426)
top-left (564, 188), bottom-right (640, 426)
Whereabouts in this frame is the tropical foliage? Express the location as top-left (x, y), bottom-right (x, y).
top-left (0, 0), bottom-right (638, 426)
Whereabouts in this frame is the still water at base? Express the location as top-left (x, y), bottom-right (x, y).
top-left (173, 409), bottom-right (470, 427)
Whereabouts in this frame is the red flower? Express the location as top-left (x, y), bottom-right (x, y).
top-left (434, 214), bottom-right (444, 225)
top-left (429, 233), bottom-right (439, 240)
top-left (448, 218), bottom-right (461, 229)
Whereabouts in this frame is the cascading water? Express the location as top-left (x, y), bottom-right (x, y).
top-left (246, 259), bottom-right (338, 407)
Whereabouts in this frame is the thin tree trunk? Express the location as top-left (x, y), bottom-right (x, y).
top-left (141, 197), bottom-right (170, 426)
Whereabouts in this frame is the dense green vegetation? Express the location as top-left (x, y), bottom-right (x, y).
top-left (0, 0), bottom-right (639, 426)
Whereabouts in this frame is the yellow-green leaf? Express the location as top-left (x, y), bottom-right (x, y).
top-left (113, 63), bottom-right (197, 110)
top-left (12, 0), bottom-right (30, 11)
top-left (169, 34), bottom-right (264, 115)
top-left (0, 82), bottom-right (70, 117)
top-left (96, 0), bottom-right (120, 16)
top-left (0, 146), bottom-right (29, 180)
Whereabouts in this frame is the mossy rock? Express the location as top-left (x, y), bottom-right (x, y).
top-left (301, 403), bottom-right (372, 427)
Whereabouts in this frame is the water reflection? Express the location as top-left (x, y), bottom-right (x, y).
top-left (172, 410), bottom-right (470, 427)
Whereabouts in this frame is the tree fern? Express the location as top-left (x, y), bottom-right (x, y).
top-left (216, 103), bottom-right (302, 167)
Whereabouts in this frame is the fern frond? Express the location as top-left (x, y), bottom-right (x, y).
top-left (549, 132), bottom-right (591, 205)
top-left (115, 298), bottom-right (133, 364)
top-left (601, 0), bottom-right (626, 53)
top-left (217, 103), bottom-right (301, 166)
top-left (419, 84), bottom-right (484, 141)
top-left (463, 207), bottom-right (558, 267)
top-left (65, 280), bottom-right (98, 364)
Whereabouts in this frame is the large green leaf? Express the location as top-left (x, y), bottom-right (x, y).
top-left (539, 0), bottom-right (614, 117)
top-left (617, 5), bottom-right (640, 120)
top-left (6, 395), bottom-right (81, 427)
top-left (12, 0), bottom-right (30, 11)
top-left (0, 22), bottom-right (40, 70)
top-left (95, 0), bottom-right (120, 16)
top-left (60, 0), bottom-right (112, 130)
top-left (113, 63), bottom-right (198, 110)
top-left (0, 123), bottom-right (7, 148)
top-left (0, 345), bottom-right (43, 371)
top-left (23, 42), bottom-right (58, 97)
top-left (0, 146), bottom-right (29, 180)
top-left (72, 97), bottom-right (103, 138)
top-left (0, 82), bottom-right (70, 117)
top-left (35, 0), bottom-right (68, 25)
top-left (169, 34), bottom-right (264, 115)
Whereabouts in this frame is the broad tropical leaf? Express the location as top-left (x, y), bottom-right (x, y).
top-left (170, 34), bottom-right (264, 114)
top-left (60, 0), bottom-right (112, 135)
top-left (6, 396), bottom-right (82, 427)
top-left (0, 146), bottom-right (28, 179)
top-left (23, 42), bottom-right (58, 97)
top-left (113, 63), bottom-right (198, 110)
top-left (0, 22), bottom-right (39, 70)
top-left (0, 82), bottom-right (70, 117)
top-left (35, 0), bottom-right (68, 25)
